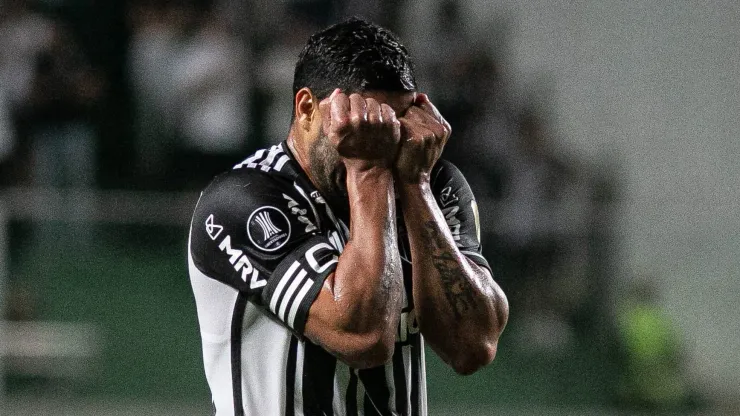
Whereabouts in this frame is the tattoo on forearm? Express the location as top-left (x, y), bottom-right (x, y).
top-left (422, 221), bottom-right (476, 319)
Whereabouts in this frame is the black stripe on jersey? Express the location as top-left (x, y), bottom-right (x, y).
top-left (230, 293), bottom-right (249, 416)
top-left (285, 336), bottom-right (299, 416)
top-left (392, 349), bottom-right (408, 414)
top-left (302, 341), bottom-right (336, 415)
top-left (411, 337), bottom-right (421, 416)
top-left (346, 369), bottom-right (358, 415)
top-left (359, 367), bottom-right (391, 415)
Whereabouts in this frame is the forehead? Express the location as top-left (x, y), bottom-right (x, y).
top-left (362, 90), bottom-right (417, 115)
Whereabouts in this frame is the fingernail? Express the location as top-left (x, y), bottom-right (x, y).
top-left (331, 88), bottom-right (341, 99)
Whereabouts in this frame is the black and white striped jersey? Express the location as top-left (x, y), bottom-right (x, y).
top-left (188, 141), bottom-right (490, 416)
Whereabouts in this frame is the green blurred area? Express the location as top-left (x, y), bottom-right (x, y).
top-left (6, 222), bottom-right (617, 407)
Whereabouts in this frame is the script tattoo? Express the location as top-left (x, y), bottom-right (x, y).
top-left (422, 221), bottom-right (475, 319)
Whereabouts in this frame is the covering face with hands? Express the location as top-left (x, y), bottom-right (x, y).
top-left (316, 88), bottom-right (451, 183)
top-left (189, 17), bottom-right (508, 416)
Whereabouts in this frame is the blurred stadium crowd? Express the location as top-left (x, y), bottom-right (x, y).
top-left (0, 0), bottom-right (701, 412)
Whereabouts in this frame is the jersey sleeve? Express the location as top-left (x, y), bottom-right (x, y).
top-left (430, 160), bottom-right (491, 273)
top-left (189, 170), bottom-right (339, 335)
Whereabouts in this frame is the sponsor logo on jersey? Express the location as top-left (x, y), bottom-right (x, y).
top-left (283, 193), bottom-right (317, 233)
top-left (219, 235), bottom-right (267, 289)
top-left (205, 214), bottom-right (224, 241)
top-left (247, 206), bottom-right (291, 252)
top-left (208, 215), bottom-right (266, 289)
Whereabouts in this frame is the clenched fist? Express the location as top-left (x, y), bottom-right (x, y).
top-left (395, 94), bottom-right (451, 184)
top-left (319, 89), bottom-right (401, 170)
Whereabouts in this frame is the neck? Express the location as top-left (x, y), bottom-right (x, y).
top-left (286, 129), bottom-right (311, 176)
top-left (286, 129), bottom-right (325, 195)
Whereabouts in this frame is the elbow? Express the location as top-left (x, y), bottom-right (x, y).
top-left (341, 331), bottom-right (395, 369)
top-left (451, 340), bottom-right (498, 376)
top-left (452, 300), bottom-right (508, 375)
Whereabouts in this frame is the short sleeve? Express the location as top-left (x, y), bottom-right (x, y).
top-left (430, 160), bottom-right (491, 273)
top-left (189, 170), bottom-right (340, 335)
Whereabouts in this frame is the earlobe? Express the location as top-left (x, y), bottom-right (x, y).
top-left (295, 88), bottom-right (316, 131)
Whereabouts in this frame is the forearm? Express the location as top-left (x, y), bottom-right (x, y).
top-left (401, 181), bottom-right (508, 373)
top-left (330, 167), bottom-right (403, 340)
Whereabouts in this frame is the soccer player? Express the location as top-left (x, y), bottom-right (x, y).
top-left (188, 18), bottom-right (509, 416)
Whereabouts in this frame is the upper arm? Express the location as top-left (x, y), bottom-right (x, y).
top-left (431, 160), bottom-right (492, 273)
top-left (189, 172), bottom-right (341, 336)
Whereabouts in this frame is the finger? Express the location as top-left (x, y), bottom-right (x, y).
top-left (405, 106), bottom-right (437, 125)
top-left (349, 93), bottom-right (368, 125)
top-left (399, 118), bottom-right (416, 142)
top-left (319, 89), bottom-right (341, 130)
top-left (381, 103), bottom-right (400, 139)
top-left (416, 93), bottom-right (445, 123)
top-left (416, 94), bottom-right (451, 141)
top-left (331, 92), bottom-right (351, 133)
top-left (366, 97), bottom-right (382, 125)
top-left (399, 118), bottom-right (434, 143)
top-left (407, 106), bottom-right (449, 141)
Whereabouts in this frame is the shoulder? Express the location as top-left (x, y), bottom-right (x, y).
top-left (430, 159), bottom-right (471, 194)
top-left (431, 159), bottom-right (467, 182)
top-left (196, 168), bottom-right (294, 220)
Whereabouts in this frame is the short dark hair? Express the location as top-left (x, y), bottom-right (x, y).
top-left (292, 17), bottom-right (417, 102)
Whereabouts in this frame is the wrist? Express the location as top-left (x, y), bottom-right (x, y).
top-left (346, 163), bottom-right (395, 187)
top-left (399, 178), bottom-right (433, 208)
top-left (343, 158), bottom-right (393, 173)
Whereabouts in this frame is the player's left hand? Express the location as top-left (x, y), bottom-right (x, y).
top-left (394, 94), bottom-right (451, 184)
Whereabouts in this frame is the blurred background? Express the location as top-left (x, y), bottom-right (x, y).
top-left (0, 0), bottom-right (738, 414)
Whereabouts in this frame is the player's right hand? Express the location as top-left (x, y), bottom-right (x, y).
top-left (319, 89), bottom-right (401, 170)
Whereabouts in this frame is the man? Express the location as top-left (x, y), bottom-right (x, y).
top-left (188, 18), bottom-right (508, 416)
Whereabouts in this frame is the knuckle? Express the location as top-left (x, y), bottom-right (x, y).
top-left (333, 117), bottom-right (350, 132)
top-left (349, 112), bottom-right (365, 125)
top-left (367, 113), bottom-right (381, 124)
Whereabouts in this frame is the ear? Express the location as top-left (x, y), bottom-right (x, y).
top-left (294, 87), bottom-right (318, 131)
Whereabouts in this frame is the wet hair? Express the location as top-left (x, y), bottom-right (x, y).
top-left (292, 17), bottom-right (417, 102)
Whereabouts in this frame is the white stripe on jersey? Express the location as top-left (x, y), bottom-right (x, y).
top-left (355, 369), bottom-right (366, 411)
top-left (234, 144), bottom-right (290, 173)
top-left (274, 154), bottom-right (290, 171)
top-left (294, 341), bottom-right (306, 415)
top-left (287, 279), bottom-right (314, 328)
top-left (402, 344), bottom-right (413, 412)
top-left (259, 145), bottom-right (283, 172)
top-left (269, 261), bottom-right (301, 313)
top-left (385, 359), bottom-right (398, 413)
top-left (278, 268), bottom-right (308, 320)
top-left (419, 337), bottom-right (429, 415)
top-left (332, 363), bottom-right (351, 416)
top-left (234, 149), bottom-right (266, 169)
top-left (189, 251), bottom-right (239, 415)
